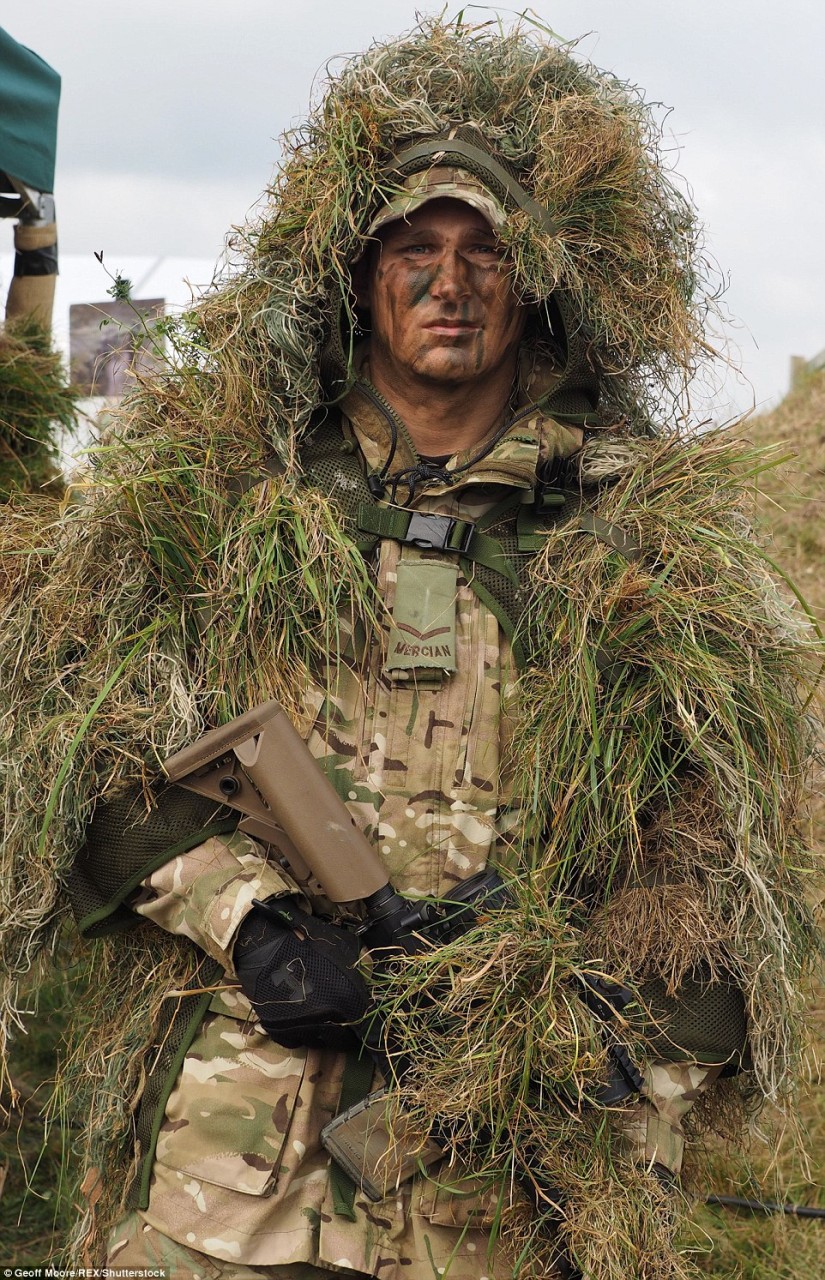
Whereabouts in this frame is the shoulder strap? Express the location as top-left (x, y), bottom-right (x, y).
top-left (248, 414), bottom-right (643, 670)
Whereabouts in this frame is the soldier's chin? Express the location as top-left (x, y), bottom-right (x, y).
top-left (411, 347), bottom-right (480, 384)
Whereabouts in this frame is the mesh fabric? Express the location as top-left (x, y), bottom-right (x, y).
top-left (125, 951), bottom-right (222, 1211)
top-left (639, 968), bottom-right (750, 1067)
top-left (67, 784), bottom-right (237, 937)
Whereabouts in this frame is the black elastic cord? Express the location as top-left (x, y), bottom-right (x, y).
top-left (358, 373), bottom-right (548, 505)
top-left (446, 398), bottom-right (538, 480)
top-left (706, 1193), bottom-right (825, 1220)
top-left (388, 460), bottom-right (453, 505)
top-left (386, 397), bottom-right (542, 505)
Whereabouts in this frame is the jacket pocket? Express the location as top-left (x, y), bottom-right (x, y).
top-left (416, 1167), bottom-right (504, 1229)
top-left (153, 1008), bottom-right (307, 1196)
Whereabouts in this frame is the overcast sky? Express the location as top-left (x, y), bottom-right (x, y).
top-left (3, 0), bottom-right (824, 420)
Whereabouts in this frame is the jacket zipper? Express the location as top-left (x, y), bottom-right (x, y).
top-left (355, 376), bottom-right (544, 497)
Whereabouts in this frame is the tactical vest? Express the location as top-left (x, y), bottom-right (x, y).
top-left (290, 410), bottom-right (641, 669)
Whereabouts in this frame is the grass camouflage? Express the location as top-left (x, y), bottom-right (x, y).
top-left (0, 17), bottom-right (821, 1277)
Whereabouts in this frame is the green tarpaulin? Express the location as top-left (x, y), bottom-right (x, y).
top-left (0, 26), bottom-right (60, 194)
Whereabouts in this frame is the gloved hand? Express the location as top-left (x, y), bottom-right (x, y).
top-left (233, 896), bottom-right (370, 1050)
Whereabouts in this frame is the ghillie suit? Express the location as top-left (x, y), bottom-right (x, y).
top-left (0, 316), bottom-right (75, 497)
top-left (0, 17), bottom-right (821, 1279)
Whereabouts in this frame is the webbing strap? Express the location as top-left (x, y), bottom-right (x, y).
top-left (329, 1048), bottom-right (375, 1219)
top-left (225, 417), bottom-right (643, 669)
top-left (385, 138), bottom-right (559, 237)
top-left (356, 505), bottom-right (474, 553)
top-left (579, 512), bottom-right (642, 561)
top-left (226, 453), bottom-right (287, 502)
top-left (355, 504), bottom-right (518, 584)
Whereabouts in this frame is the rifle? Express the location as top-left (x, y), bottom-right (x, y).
top-left (164, 699), bottom-right (642, 1210)
top-left (163, 697), bottom-right (508, 1197)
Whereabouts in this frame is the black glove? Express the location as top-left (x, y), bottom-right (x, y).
top-left (233, 896), bottom-right (370, 1050)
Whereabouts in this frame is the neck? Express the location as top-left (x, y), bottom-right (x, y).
top-left (368, 352), bottom-right (518, 457)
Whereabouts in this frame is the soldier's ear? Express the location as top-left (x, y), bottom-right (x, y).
top-left (349, 239), bottom-right (381, 312)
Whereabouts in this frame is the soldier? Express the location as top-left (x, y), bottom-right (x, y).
top-left (97, 100), bottom-right (743, 1280)
top-left (0, 18), bottom-right (817, 1280)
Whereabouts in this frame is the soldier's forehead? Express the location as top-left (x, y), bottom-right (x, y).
top-left (378, 199), bottom-right (499, 240)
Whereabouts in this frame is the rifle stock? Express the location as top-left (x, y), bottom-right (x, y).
top-left (163, 699), bottom-right (390, 904)
top-left (162, 702), bottom-right (635, 1251)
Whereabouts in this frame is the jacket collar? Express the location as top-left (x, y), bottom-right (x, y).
top-left (339, 349), bottom-right (583, 497)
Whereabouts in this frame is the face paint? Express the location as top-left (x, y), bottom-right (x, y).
top-left (408, 266), bottom-right (439, 308)
top-left (363, 198), bottom-right (526, 390)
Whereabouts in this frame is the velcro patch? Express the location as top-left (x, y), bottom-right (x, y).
top-left (384, 557), bottom-right (458, 676)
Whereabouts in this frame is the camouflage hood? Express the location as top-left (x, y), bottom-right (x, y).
top-left (233, 15), bottom-right (716, 452)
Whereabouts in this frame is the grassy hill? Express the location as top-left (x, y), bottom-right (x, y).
top-left (750, 368), bottom-right (825, 601)
top-left (748, 368), bottom-right (825, 860)
top-left (691, 368), bottom-right (825, 1278)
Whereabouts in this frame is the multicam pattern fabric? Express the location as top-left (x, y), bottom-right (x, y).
top-left (365, 166), bottom-right (508, 236)
top-left (130, 831), bottom-right (300, 974)
top-left (123, 385), bottom-right (708, 1278)
top-left (617, 1062), bottom-right (724, 1177)
top-left (107, 1210), bottom-right (367, 1278)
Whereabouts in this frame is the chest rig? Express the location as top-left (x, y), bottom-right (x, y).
top-left (298, 412), bottom-right (640, 669)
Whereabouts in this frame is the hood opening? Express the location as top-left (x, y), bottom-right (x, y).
top-left (319, 275), bottom-right (604, 429)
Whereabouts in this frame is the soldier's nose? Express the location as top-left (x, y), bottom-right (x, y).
top-left (430, 251), bottom-right (472, 301)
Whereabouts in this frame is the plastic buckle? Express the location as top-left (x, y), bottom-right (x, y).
top-left (404, 512), bottom-right (475, 553)
top-left (534, 487), bottom-right (567, 514)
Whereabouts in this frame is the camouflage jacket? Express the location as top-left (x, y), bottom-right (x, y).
top-left (127, 382), bottom-right (702, 1277)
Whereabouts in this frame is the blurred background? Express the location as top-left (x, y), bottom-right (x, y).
top-left (1, 0), bottom-right (824, 428)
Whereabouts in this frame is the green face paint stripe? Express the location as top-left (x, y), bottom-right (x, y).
top-left (409, 266), bottom-right (438, 307)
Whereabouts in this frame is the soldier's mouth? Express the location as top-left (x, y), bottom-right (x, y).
top-left (423, 320), bottom-right (481, 335)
